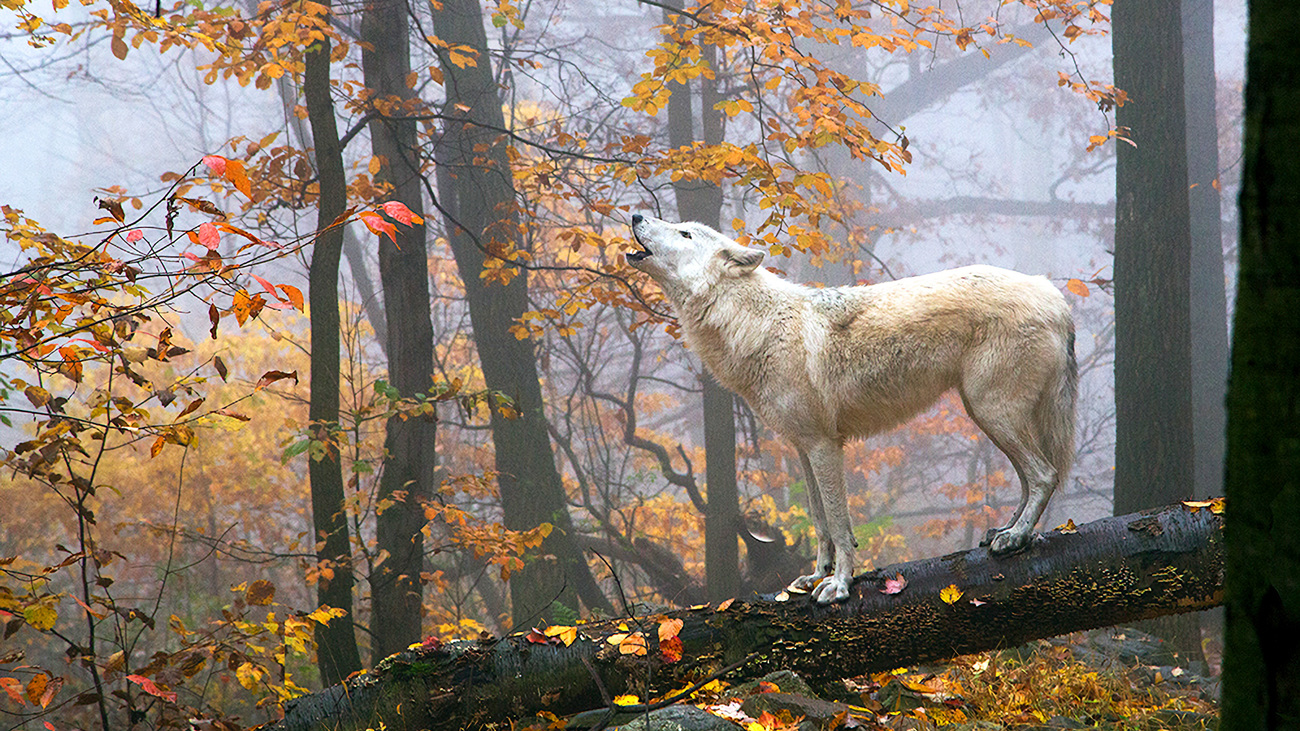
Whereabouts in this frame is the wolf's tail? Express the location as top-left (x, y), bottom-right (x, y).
top-left (1042, 325), bottom-right (1079, 488)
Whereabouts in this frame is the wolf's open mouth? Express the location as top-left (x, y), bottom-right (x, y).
top-left (627, 234), bottom-right (652, 262)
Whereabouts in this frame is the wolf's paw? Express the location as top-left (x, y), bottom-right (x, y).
top-left (789, 573), bottom-right (825, 593)
top-left (987, 529), bottom-right (1031, 556)
top-left (812, 576), bottom-right (850, 604)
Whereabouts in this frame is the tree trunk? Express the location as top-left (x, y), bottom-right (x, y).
top-left (1182, 0), bottom-right (1229, 504)
top-left (663, 15), bottom-right (741, 602)
top-left (273, 502), bottom-right (1224, 731)
top-left (1112, 0), bottom-right (1201, 661)
top-left (1221, 2), bottom-right (1300, 727)
top-left (303, 13), bottom-right (363, 686)
top-left (427, 0), bottom-right (612, 625)
top-left (361, 0), bottom-right (438, 664)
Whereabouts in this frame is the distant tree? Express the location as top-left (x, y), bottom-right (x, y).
top-left (361, 0), bottom-right (437, 663)
top-left (662, 1), bottom-right (741, 603)
top-left (1221, 1), bottom-right (1300, 727)
top-left (1182, 0), bottom-right (1229, 504)
top-left (1111, 0), bottom-right (1201, 661)
top-left (303, 1), bottom-right (364, 684)
top-left (427, 0), bottom-right (613, 625)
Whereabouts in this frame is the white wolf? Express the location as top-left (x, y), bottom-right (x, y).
top-left (628, 214), bottom-right (1077, 604)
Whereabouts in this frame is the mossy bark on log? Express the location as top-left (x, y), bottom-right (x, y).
top-left (272, 502), bottom-right (1223, 731)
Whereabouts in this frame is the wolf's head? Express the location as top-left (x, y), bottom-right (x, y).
top-left (628, 214), bottom-right (766, 301)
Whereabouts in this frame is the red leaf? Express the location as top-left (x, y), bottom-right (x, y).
top-left (255, 370), bottom-right (298, 391)
top-left (125, 229), bottom-right (144, 243)
top-left (0, 677), bottom-right (23, 705)
top-left (358, 211), bottom-right (398, 244)
top-left (202, 155), bottom-right (227, 176)
top-left (658, 635), bottom-right (683, 663)
top-left (380, 200), bottom-right (423, 226)
top-left (525, 628), bottom-right (548, 644)
top-left (880, 572), bottom-right (907, 595)
top-left (126, 675), bottom-right (177, 703)
top-left (197, 222), bottom-right (220, 250)
top-left (251, 274), bottom-right (279, 298)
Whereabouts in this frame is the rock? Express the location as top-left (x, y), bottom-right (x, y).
top-left (739, 692), bottom-right (853, 731)
top-left (568, 705), bottom-right (744, 731)
top-left (614, 705), bottom-right (744, 731)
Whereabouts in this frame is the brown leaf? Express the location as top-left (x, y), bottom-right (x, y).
top-left (245, 580), bottom-right (275, 606)
top-left (214, 355), bottom-right (228, 382)
top-left (255, 370), bottom-right (298, 391)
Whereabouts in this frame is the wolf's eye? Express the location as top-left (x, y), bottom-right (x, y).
top-left (680, 230), bottom-right (692, 239)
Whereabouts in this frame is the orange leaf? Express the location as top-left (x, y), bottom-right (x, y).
top-left (150, 435), bottom-right (166, 459)
top-left (24, 675), bottom-right (46, 706)
top-left (657, 618), bottom-right (683, 642)
top-left (224, 159), bottom-right (252, 198)
top-left (278, 284), bottom-right (304, 311)
top-left (716, 598), bottom-right (735, 611)
top-left (1065, 278), bottom-right (1090, 297)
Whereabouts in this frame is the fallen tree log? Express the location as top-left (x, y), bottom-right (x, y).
top-left (272, 501), bottom-right (1224, 731)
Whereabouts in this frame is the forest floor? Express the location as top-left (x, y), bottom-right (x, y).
top-left (553, 625), bottom-right (1221, 731)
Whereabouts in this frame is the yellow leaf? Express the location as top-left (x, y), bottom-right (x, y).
top-left (543, 624), bottom-right (578, 646)
top-left (1054, 519), bottom-right (1078, 533)
top-left (613, 694), bottom-right (640, 706)
top-left (23, 604), bottom-right (56, 631)
top-left (939, 584), bottom-right (963, 605)
top-left (235, 662), bottom-right (263, 690)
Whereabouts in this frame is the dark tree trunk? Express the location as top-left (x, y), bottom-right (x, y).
top-left (1112, 0), bottom-right (1194, 515)
top-left (1112, 0), bottom-right (1201, 661)
top-left (303, 13), bottom-right (363, 686)
top-left (1182, 0), bottom-right (1229, 503)
top-left (428, 0), bottom-right (612, 625)
top-left (663, 17), bottom-right (741, 602)
top-left (272, 502), bottom-right (1224, 731)
top-left (361, 0), bottom-right (437, 663)
top-left (1221, 2), bottom-right (1300, 728)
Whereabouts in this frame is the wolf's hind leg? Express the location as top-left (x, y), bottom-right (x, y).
top-left (789, 449), bottom-right (836, 593)
top-left (962, 385), bottom-right (1058, 556)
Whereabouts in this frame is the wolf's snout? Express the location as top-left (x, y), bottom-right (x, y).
top-left (632, 213), bottom-right (644, 225)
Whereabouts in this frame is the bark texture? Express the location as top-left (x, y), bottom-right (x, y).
top-left (1221, 1), bottom-right (1300, 727)
top-left (428, 0), bottom-right (612, 624)
top-left (275, 502), bottom-right (1223, 730)
top-left (303, 16), bottom-right (363, 685)
top-left (361, 0), bottom-right (438, 664)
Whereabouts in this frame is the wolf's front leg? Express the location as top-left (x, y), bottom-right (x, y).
top-left (805, 441), bottom-right (855, 604)
top-left (789, 450), bottom-right (835, 593)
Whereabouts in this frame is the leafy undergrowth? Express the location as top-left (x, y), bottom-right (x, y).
top-left (551, 627), bottom-right (1219, 731)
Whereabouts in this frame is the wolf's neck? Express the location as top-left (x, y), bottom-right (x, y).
top-left (676, 272), bottom-right (802, 396)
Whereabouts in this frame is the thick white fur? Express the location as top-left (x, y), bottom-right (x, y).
top-left (628, 214), bottom-right (1077, 604)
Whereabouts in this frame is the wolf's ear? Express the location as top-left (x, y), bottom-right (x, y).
top-left (722, 244), bottom-right (765, 275)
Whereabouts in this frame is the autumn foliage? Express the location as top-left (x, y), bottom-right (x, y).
top-left (0, 0), bottom-right (1137, 727)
